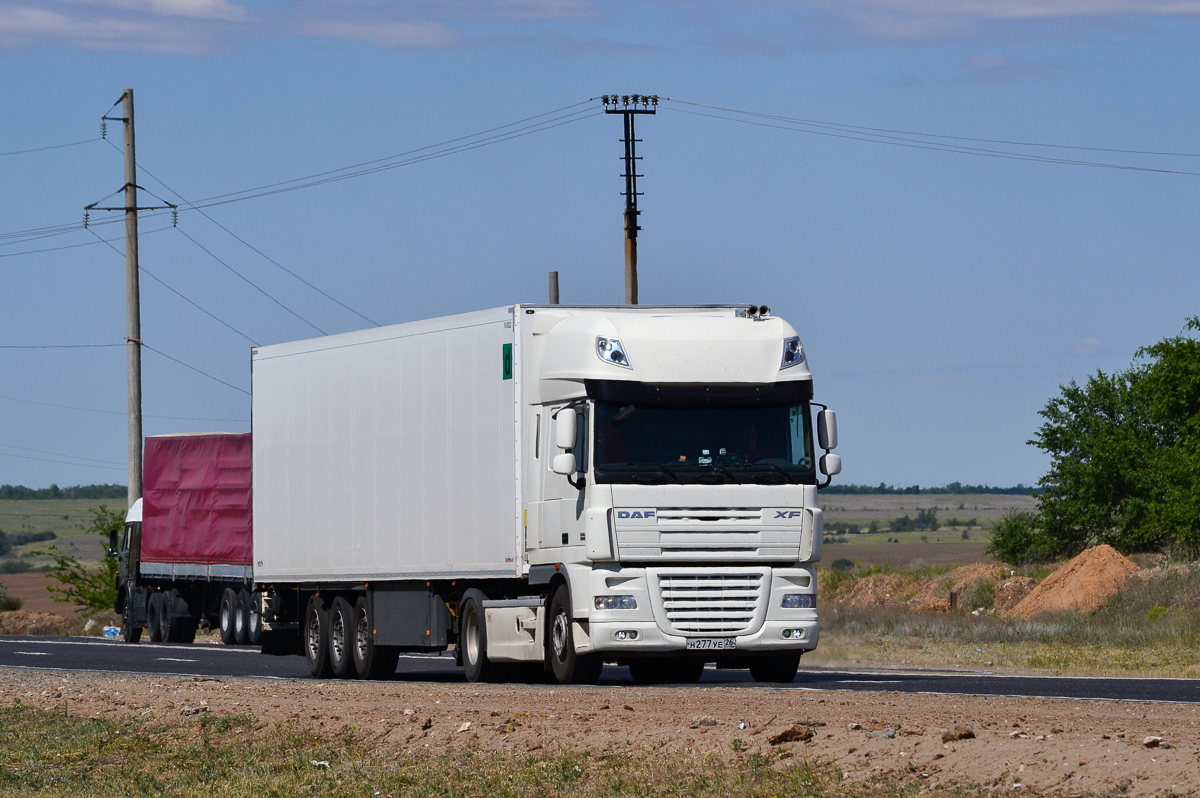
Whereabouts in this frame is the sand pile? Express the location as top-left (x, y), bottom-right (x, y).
top-left (1006, 544), bottom-right (1139, 619)
top-left (838, 573), bottom-right (908, 609)
top-left (992, 576), bottom-right (1037, 612)
top-left (906, 563), bottom-right (1003, 609)
top-left (0, 610), bottom-right (75, 636)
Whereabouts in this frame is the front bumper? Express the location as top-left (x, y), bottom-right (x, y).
top-left (585, 618), bottom-right (819, 655)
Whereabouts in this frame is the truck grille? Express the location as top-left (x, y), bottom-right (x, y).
top-left (654, 571), bottom-right (766, 635)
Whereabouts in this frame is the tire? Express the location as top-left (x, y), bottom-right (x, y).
top-left (234, 589), bottom-right (250, 645)
top-left (147, 592), bottom-right (164, 643)
top-left (749, 654), bottom-right (801, 684)
top-left (246, 592), bottom-right (262, 646)
top-left (547, 584), bottom-right (603, 685)
top-left (351, 595), bottom-right (397, 680)
top-left (328, 597), bottom-right (356, 679)
top-left (176, 618), bottom-right (197, 645)
top-left (219, 588), bottom-right (238, 645)
top-left (160, 590), bottom-right (179, 643)
top-left (121, 610), bottom-right (142, 644)
top-left (460, 590), bottom-right (499, 683)
top-left (304, 595), bottom-right (333, 678)
top-left (627, 657), bottom-right (705, 685)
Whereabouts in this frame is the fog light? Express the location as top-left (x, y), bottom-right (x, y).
top-left (613, 630), bottom-right (639, 641)
top-left (781, 593), bottom-right (815, 609)
top-left (781, 628), bottom-right (806, 640)
top-left (595, 595), bottom-right (637, 610)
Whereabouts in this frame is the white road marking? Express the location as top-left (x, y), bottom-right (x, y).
top-left (155, 657), bottom-right (199, 663)
top-left (14, 651), bottom-right (51, 656)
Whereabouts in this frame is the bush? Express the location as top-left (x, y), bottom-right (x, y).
top-left (963, 577), bottom-right (996, 610)
top-left (961, 529), bottom-right (970, 540)
top-left (0, 578), bottom-right (20, 611)
top-left (44, 505), bottom-right (122, 614)
top-left (0, 559), bottom-right (35, 574)
top-left (986, 510), bottom-right (1055, 565)
top-left (831, 558), bottom-right (855, 572)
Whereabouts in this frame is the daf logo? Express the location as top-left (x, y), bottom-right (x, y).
top-left (775, 510), bottom-right (803, 519)
top-left (616, 510), bottom-right (655, 519)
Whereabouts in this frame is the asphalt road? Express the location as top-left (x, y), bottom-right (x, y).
top-left (2, 635), bottom-right (1197, 703)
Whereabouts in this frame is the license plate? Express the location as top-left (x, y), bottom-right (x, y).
top-left (685, 637), bottom-right (736, 650)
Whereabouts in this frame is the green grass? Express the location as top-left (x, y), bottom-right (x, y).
top-left (0, 702), bottom-right (983, 798)
top-left (0, 498), bottom-right (110, 570)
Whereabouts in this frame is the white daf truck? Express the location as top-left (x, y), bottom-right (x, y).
top-left (252, 304), bottom-right (840, 684)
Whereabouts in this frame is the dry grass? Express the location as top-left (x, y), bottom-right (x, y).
top-left (812, 561), bottom-right (1200, 677)
top-left (0, 702), bottom-right (996, 798)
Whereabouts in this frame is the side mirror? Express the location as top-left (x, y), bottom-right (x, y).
top-left (817, 409), bottom-right (838, 451)
top-left (551, 452), bottom-right (577, 476)
top-left (820, 453), bottom-right (842, 477)
top-left (554, 408), bottom-right (577, 450)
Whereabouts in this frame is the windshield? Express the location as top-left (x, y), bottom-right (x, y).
top-left (593, 401), bottom-right (815, 485)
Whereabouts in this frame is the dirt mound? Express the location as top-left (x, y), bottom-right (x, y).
top-left (993, 576), bottom-right (1037, 612)
top-left (0, 610), bottom-right (76, 636)
top-left (906, 563), bottom-right (1004, 608)
top-left (838, 573), bottom-right (908, 609)
top-left (1006, 545), bottom-right (1139, 619)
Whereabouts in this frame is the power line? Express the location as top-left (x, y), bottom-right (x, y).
top-left (88, 228), bottom-right (260, 345)
top-left (0, 138), bottom-right (101, 158)
top-left (0, 450), bottom-right (124, 472)
top-left (0, 344), bottom-right (122, 349)
top-left (0, 442), bottom-right (124, 467)
top-left (0, 392), bottom-right (246, 423)
top-left (175, 226), bottom-right (325, 335)
top-left (662, 99), bottom-right (1200, 178)
top-left (142, 343), bottom-right (250, 396)
top-left (0, 100), bottom-right (598, 248)
top-left (117, 142), bottom-right (380, 328)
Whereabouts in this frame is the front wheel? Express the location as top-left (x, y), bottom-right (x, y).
top-left (749, 654), bottom-right (801, 684)
top-left (547, 584), bottom-right (603, 685)
top-left (121, 609), bottom-right (142, 644)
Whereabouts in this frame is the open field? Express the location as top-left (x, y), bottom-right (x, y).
top-left (2, 667), bottom-right (1196, 797)
top-left (0, 498), bottom-right (113, 571)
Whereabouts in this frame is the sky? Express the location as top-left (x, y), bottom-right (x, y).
top-left (1, 0), bottom-right (1198, 490)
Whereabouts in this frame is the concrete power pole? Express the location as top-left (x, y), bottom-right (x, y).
top-left (603, 95), bottom-right (657, 305)
top-left (122, 89), bottom-right (143, 510)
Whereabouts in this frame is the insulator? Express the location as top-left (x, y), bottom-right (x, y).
top-left (101, 120), bottom-right (107, 139)
top-left (172, 208), bottom-right (178, 227)
top-left (83, 211), bottom-right (89, 229)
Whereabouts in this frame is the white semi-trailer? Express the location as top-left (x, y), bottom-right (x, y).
top-left (252, 304), bottom-right (840, 684)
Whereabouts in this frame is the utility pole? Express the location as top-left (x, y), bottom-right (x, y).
top-left (88, 90), bottom-right (174, 509)
top-left (602, 95), bottom-right (657, 305)
top-left (548, 271), bottom-right (560, 304)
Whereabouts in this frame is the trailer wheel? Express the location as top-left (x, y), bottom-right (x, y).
top-left (246, 592), bottom-right (262, 646)
top-left (219, 588), bottom-right (238, 644)
top-left (234, 590), bottom-right (250, 645)
top-left (328, 597), bottom-right (356, 679)
top-left (160, 590), bottom-right (181, 643)
top-left (121, 610), bottom-right (141, 644)
top-left (748, 654), bottom-right (801, 684)
top-left (304, 596), bottom-right (333, 678)
top-left (460, 590), bottom-right (500, 683)
top-left (352, 595), bottom-right (397, 680)
top-left (547, 584), bottom-right (603, 685)
top-left (147, 592), bottom-right (164, 643)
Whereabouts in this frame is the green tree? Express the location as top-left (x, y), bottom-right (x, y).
top-left (1028, 317), bottom-right (1200, 560)
top-left (44, 505), bottom-right (123, 614)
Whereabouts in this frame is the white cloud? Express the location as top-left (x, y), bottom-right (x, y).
top-left (764, 0), bottom-right (1200, 40)
top-left (285, 16), bottom-right (462, 48)
top-left (1073, 336), bottom-right (1102, 355)
top-left (0, 3), bottom-right (238, 52)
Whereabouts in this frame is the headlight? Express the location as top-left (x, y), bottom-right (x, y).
top-left (781, 593), bottom-right (815, 609)
top-left (595, 595), bottom-right (637, 610)
top-left (596, 336), bottom-right (633, 369)
top-left (780, 337), bottom-right (804, 370)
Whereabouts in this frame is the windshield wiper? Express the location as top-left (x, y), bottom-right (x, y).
top-left (701, 463), bottom-right (741, 484)
top-left (747, 462), bottom-right (797, 484)
top-left (625, 462), bottom-right (684, 484)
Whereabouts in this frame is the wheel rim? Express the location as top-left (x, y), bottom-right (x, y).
top-left (464, 610), bottom-right (481, 666)
top-left (331, 609), bottom-right (345, 662)
top-left (551, 610), bottom-right (569, 662)
top-left (306, 611), bottom-right (322, 660)
top-left (355, 608), bottom-right (370, 663)
top-left (221, 601), bottom-right (231, 631)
